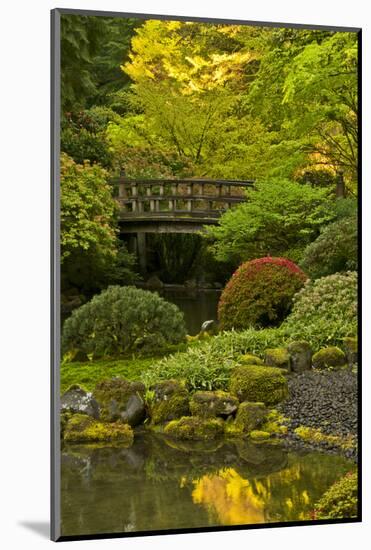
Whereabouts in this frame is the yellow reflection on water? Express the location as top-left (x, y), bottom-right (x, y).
top-left (192, 468), bottom-right (265, 525)
top-left (190, 464), bottom-right (314, 525)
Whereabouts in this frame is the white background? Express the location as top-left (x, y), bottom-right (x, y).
top-left (0, 0), bottom-right (369, 548)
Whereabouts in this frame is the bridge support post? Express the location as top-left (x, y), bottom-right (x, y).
top-left (137, 232), bottom-right (147, 274)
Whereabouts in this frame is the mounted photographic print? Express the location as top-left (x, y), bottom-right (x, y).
top-left (51, 8), bottom-right (361, 541)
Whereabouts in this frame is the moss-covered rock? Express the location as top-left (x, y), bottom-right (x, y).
top-left (149, 379), bottom-right (190, 425)
top-left (287, 341), bottom-right (312, 373)
top-left (264, 348), bottom-right (290, 370)
top-left (230, 365), bottom-right (288, 406)
top-left (63, 414), bottom-right (133, 445)
top-left (61, 385), bottom-right (100, 419)
top-left (312, 346), bottom-right (347, 370)
top-left (342, 337), bottom-right (358, 366)
top-left (93, 378), bottom-right (146, 426)
top-left (260, 409), bottom-right (288, 436)
top-left (164, 416), bottom-right (224, 440)
top-left (234, 402), bottom-right (267, 433)
top-left (250, 430), bottom-right (271, 440)
top-left (150, 393), bottom-right (190, 424)
top-left (239, 354), bottom-right (264, 366)
top-left (152, 379), bottom-right (185, 400)
top-left (189, 391), bottom-right (239, 418)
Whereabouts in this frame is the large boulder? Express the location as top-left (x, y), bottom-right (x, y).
top-left (312, 346), bottom-right (347, 370)
top-left (234, 402), bottom-right (267, 433)
top-left (164, 416), bottom-right (224, 440)
top-left (189, 390), bottom-right (239, 418)
top-left (93, 378), bottom-right (146, 426)
top-left (150, 380), bottom-right (190, 424)
top-left (230, 365), bottom-right (288, 406)
top-left (63, 413), bottom-right (133, 445)
top-left (287, 341), bottom-right (312, 373)
top-left (61, 385), bottom-right (99, 419)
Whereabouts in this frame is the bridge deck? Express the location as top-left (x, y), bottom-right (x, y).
top-left (115, 177), bottom-right (253, 231)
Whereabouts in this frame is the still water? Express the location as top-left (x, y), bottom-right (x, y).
top-left (61, 432), bottom-right (352, 536)
top-left (159, 289), bottom-right (221, 335)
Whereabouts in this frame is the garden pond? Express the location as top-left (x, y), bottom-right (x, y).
top-left (61, 431), bottom-right (353, 536)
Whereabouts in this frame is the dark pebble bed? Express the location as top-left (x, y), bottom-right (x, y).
top-left (277, 369), bottom-right (358, 461)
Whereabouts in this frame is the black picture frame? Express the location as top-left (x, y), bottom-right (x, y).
top-left (51, 8), bottom-right (362, 542)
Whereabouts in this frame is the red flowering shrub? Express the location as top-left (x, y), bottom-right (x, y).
top-left (218, 257), bottom-right (307, 330)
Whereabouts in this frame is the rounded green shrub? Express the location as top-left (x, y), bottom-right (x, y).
top-left (300, 216), bottom-right (357, 279)
top-left (62, 285), bottom-right (187, 358)
top-left (230, 365), bottom-right (288, 405)
top-left (218, 257), bottom-right (307, 330)
top-left (282, 272), bottom-right (357, 342)
top-left (314, 472), bottom-right (358, 519)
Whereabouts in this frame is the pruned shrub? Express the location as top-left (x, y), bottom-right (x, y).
top-left (300, 216), bottom-right (357, 279)
top-left (62, 285), bottom-right (187, 358)
top-left (218, 257), bottom-right (307, 330)
top-left (282, 272), bottom-right (357, 342)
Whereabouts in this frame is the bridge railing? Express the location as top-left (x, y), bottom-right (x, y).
top-left (114, 178), bottom-right (254, 219)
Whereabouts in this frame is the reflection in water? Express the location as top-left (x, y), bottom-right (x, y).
top-left (192, 468), bottom-right (265, 524)
top-left (61, 433), bottom-right (353, 536)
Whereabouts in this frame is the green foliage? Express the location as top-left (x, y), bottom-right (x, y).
top-left (230, 365), bottom-right (288, 405)
top-left (249, 30), bottom-right (358, 187)
top-left (61, 108), bottom-right (117, 167)
top-left (282, 272), bottom-right (358, 344)
top-left (142, 314), bottom-right (355, 393)
top-left (218, 257), bottom-right (307, 330)
top-left (61, 15), bottom-right (140, 112)
top-left (62, 286), bottom-right (187, 358)
top-left (61, 15), bottom-right (106, 112)
top-left (314, 472), bottom-right (358, 519)
top-left (207, 179), bottom-right (334, 265)
top-left (300, 215), bottom-right (357, 279)
top-left (61, 356), bottom-right (162, 394)
top-left (60, 153), bottom-right (124, 294)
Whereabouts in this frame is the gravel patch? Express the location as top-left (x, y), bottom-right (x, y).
top-left (277, 369), bottom-right (358, 461)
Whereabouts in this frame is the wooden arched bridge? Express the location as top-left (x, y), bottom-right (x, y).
top-left (114, 177), bottom-right (254, 271)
